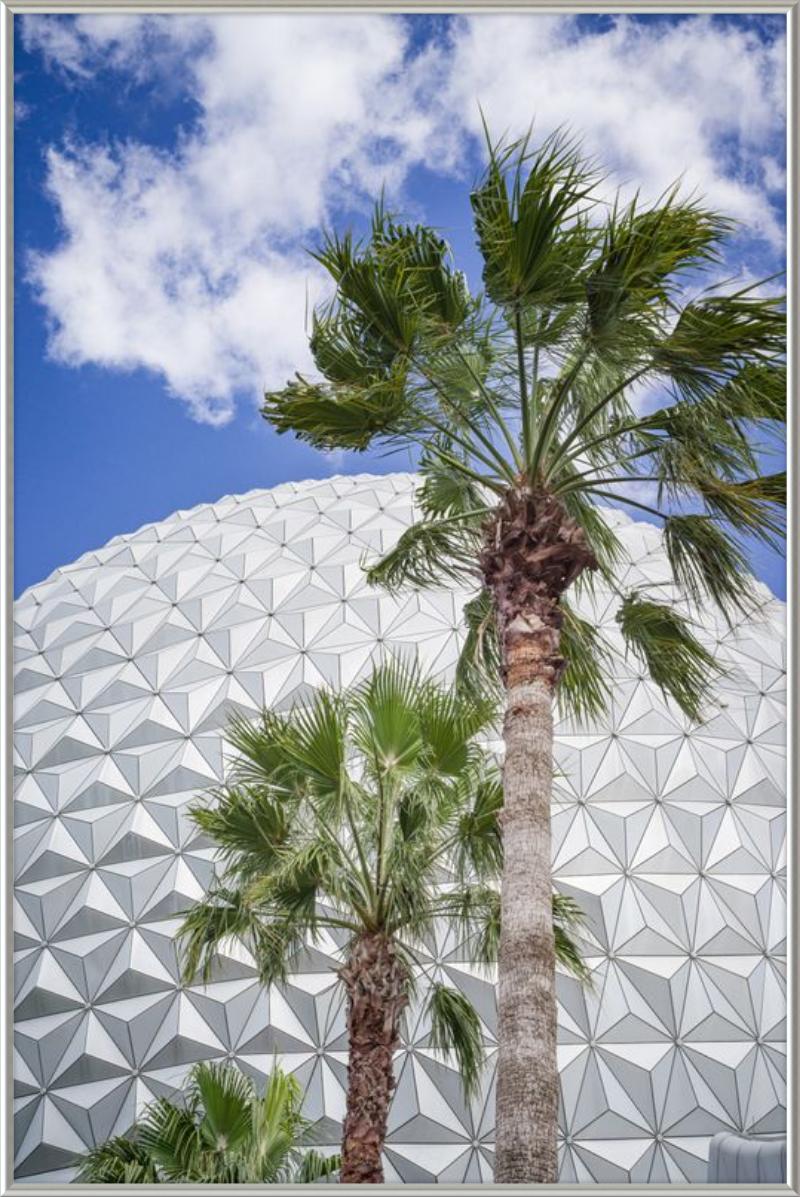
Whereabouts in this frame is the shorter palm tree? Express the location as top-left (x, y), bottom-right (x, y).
top-left (74, 1060), bottom-right (339, 1184)
top-left (178, 661), bottom-right (588, 1183)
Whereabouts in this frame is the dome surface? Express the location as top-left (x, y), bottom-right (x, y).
top-left (13, 473), bottom-right (786, 1183)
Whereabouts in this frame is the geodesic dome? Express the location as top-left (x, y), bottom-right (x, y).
top-left (13, 473), bottom-right (786, 1183)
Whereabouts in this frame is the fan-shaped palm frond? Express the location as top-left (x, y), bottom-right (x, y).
top-left (427, 982), bottom-right (485, 1102)
top-left (558, 601), bottom-right (613, 725)
top-left (617, 593), bottom-right (717, 721)
top-left (75, 1062), bottom-right (335, 1185)
top-left (663, 514), bottom-right (753, 622)
top-left (74, 1137), bottom-right (158, 1185)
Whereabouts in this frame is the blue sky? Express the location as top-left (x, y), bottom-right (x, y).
top-left (14, 12), bottom-right (787, 598)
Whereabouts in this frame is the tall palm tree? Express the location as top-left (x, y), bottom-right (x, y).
top-left (260, 129), bottom-right (785, 1182)
top-left (74, 1060), bottom-right (339, 1184)
top-left (177, 661), bottom-right (588, 1183)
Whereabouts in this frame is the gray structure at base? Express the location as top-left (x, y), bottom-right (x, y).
top-left (13, 474), bottom-right (786, 1183)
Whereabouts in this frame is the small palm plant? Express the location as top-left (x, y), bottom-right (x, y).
top-left (177, 660), bottom-right (588, 1183)
top-left (74, 1060), bottom-right (339, 1184)
top-left (260, 129), bottom-right (785, 1181)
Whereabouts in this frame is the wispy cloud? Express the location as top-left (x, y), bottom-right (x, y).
top-left (20, 13), bottom-right (786, 425)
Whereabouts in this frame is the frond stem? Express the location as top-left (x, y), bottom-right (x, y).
top-left (554, 473), bottom-right (660, 497)
top-left (452, 344), bottom-right (524, 471)
top-left (582, 488), bottom-right (668, 521)
top-left (409, 353), bottom-right (519, 482)
top-left (545, 363), bottom-right (651, 479)
top-left (514, 305), bottom-right (531, 470)
top-left (528, 347), bottom-right (590, 483)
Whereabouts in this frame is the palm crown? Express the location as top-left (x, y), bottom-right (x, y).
top-left (263, 129), bottom-right (785, 722)
top-left (178, 661), bottom-right (587, 1182)
top-left (180, 662), bottom-right (587, 1090)
top-left (74, 1060), bottom-right (339, 1184)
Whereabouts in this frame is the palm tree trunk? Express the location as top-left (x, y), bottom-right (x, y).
top-left (494, 619), bottom-right (560, 1183)
top-left (339, 933), bottom-right (409, 1184)
top-left (480, 489), bottom-right (596, 1184)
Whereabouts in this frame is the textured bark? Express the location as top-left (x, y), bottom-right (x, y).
top-left (339, 934), bottom-right (409, 1184)
top-left (494, 670), bottom-right (559, 1183)
top-left (482, 487), bottom-right (595, 1184)
top-left (479, 487), bottom-right (597, 688)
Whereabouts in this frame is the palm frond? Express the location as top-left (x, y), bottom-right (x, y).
top-left (178, 883), bottom-right (265, 985)
top-left (426, 982), bottom-right (485, 1102)
top-left (414, 677), bottom-right (496, 779)
top-left (714, 360), bottom-right (786, 423)
top-left (250, 1066), bottom-right (308, 1183)
top-left (332, 256), bottom-right (422, 355)
top-left (250, 839), bottom-right (340, 932)
top-left (472, 125), bottom-right (598, 311)
top-left (639, 400), bottom-right (760, 499)
top-left (431, 883), bottom-right (501, 966)
top-left (225, 706), bottom-right (295, 789)
top-left (279, 689), bottom-right (348, 805)
top-left (188, 785), bottom-right (291, 880)
top-left (586, 188), bottom-right (731, 357)
top-left (455, 588), bottom-right (503, 703)
top-left (295, 1149), bottom-right (341, 1184)
top-left (553, 940), bottom-right (591, 983)
top-left (553, 891), bottom-right (592, 985)
top-left (309, 309), bottom-right (393, 385)
top-left (366, 207), bottom-right (473, 333)
top-left (663, 514), bottom-right (753, 622)
top-left (616, 593), bottom-right (719, 721)
top-left (74, 1136), bottom-right (158, 1184)
top-left (558, 600), bottom-right (613, 725)
top-left (451, 770), bottom-right (504, 881)
top-left (178, 885), bottom-right (309, 988)
top-left (417, 453), bottom-right (490, 519)
top-left (193, 1061), bottom-right (254, 1156)
top-left (552, 891), bottom-right (585, 930)
top-left (137, 1097), bottom-right (205, 1181)
top-left (655, 291), bottom-right (785, 402)
top-left (262, 368), bottom-right (416, 453)
top-left (698, 472), bottom-right (785, 548)
top-left (365, 516), bottom-right (480, 592)
top-left (351, 657), bottom-right (426, 776)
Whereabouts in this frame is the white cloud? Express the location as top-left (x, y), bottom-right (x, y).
top-left (21, 14), bottom-right (208, 81)
top-left (21, 13), bottom-right (785, 424)
top-left (439, 15), bottom-right (786, 245)
top-left (24, 14), bottom-right (452, 423)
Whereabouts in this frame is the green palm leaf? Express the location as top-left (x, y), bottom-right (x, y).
top-left (587, 188), bottom-right (730, 355)
top-left (365, 514), bottom-right (480, 592)
top-left (656, 291), bottom-right (785, 402)
top-left (472, 125), bottom-right (598, 311)
top-left (452, 770), bottom-right (504, 880)
top-left (73, 1136), bottom-right (158, 1184)
top-left (455, 588), bottom-right (503, 703)
top-left (553, 892), bottom-right (593, 986)
top-left (617, 593), bottom-right (718, 720)
top-left (559, 600), bottom-right (613, 725)
top-left (74, 1062), bottom-right (334, 1184)
top-left (663, 514), bottom-right (753, 621)
top-left (193, 1061), bottom-right (254, 1155)
top-left (295, 1148), bottom-right (342, 1183)
top-left (427, 982), bottom-right (485, 1102)
top-left (137, 1097), bottom-right (205, 1181)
